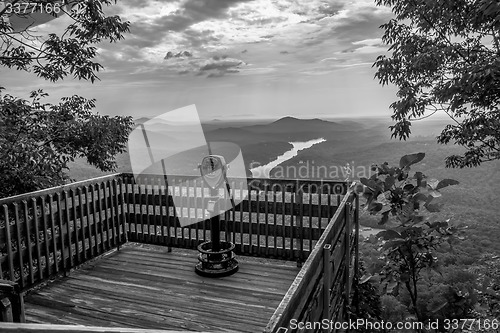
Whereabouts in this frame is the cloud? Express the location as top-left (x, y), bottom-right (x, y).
top-left (164, 50), bottom-right (193, 59)
top-left (158, 0), bottom-right (254, 32)
top-left (157, 52), bottom-right (247, 78)
top-left (199, 57), bottom-right (246, 77)
top-left (38, 0), bottom-right (393, 82)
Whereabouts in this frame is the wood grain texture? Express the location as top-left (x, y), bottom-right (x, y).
top-left (23, 243), bottom-right (299, 333)
top-left (0, 322), bottom-right (208, 333)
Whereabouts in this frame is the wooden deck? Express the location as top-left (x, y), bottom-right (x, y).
top-left (23, 243), bottom-right (300, 333)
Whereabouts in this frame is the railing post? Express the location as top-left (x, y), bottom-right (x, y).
top-left (0, 281), bottom-right (25, 323)
top-left (353, 194), bottom-right (360, 313)
top-left (0, 298), bottom-right (13, 322)
top-left (323, 244), bottom-right (332, 333)
top-left (344, 201), bottom-right (352, 329)
top-left (296, 180), bottom-right (304, 267)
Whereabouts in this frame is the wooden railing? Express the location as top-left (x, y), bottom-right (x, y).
top-left (0, 174), bottom-right (358, 332)
top-left (0, 174), bottom-right (127, 291)
top-left (121, 174), bottom-right (348, 262)
top-left (264, 191), bottom-right (359, 333)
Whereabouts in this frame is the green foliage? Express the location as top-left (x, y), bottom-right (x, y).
top-left (0, 0), bottom-right (133, 198)
top-left (350, 262), bottom-right (381, 333)
top-left (0, 89), bottom-right (133, 197)
top-left (1, 0), bottom-right (130, 83)
top-left (374, 0), bottom-right (500, 168)
top-left (380, 294), bottom-right (409, 323)
top-left (352, 262), bottom-right (382, 319)
top-left (356, 152), bottom-right (462, 321)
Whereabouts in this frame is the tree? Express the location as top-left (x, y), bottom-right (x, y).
top-left (374, 0), bottom-right (500, 168)
top-left (356, 153), bottom-right (462, 322)
top-left (0, 0), bottom-right (133, 198)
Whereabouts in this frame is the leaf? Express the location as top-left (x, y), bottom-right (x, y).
top-left (436, 179), bottom-right (459, 190)
top-left (413, 193), bottom-right (427, 202)
top-left (359, 274), bottom-right (372, 284)
top-left (414, 171), bottom-right (425, 187)
top-left (377, 229), bottom-right (401, 240)
top-left (360, 177), bottom-right (372, 188)
top-left (384, 175), bottom-right (396, 190)
top-left (368, 201), bottom-right (383, 213)
top-left (424, 203), bottom-right (441, 213)
top-left (399, 152), bottom-right (425, 168)
top-left (382, 239), bottom-right (406, 250)
top-left (427, 179), bottom-right (439, 190)
top-left (379, 210), bottom-right (390, 225)
top-left (430, 301), bottom-right (448, 313)
top-left (428, 190), bottom-right (442, 198)
top-left (386, 281), bottom-right (399, 295)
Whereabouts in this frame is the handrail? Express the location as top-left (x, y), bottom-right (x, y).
top-left (120, 174), bottom-right (347, 261)
top-left (0, 174), bottom-right (121, 206)
top-left (0, 175), bottom-right (127, 292)
top-left (264, 189), bottom-right (358, 332)
top-left (0, 174), bottom-right (359, 330)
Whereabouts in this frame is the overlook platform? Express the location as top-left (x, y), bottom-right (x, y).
top-left (0, 174), bottom-right (359, 333)
top-left (24, 244), bottom-right (299, 332)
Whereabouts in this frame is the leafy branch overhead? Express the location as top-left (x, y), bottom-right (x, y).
top-left (374, 0), bottom-right (500, 168)
top-left (0, 0), bottom-right (133, 198)
top-left (1, 0), bottom-right (130, 82)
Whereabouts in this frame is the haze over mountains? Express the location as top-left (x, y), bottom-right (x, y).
top-left (68, 115), bottom-right (500, 235)
top-left (69, 115), bottom-right (456, 181)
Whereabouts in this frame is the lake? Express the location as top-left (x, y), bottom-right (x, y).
top-left (250, 138), bottom-right (326, 178)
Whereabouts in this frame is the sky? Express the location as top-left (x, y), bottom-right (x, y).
top-left (1, 0), bottom-right (400, 122)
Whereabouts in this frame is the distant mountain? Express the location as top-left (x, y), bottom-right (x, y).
top-left (240, 116), bottom-right (352, 139)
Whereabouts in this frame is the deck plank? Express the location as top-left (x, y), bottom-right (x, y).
top-left (24, 243), bottom-right (299, 333)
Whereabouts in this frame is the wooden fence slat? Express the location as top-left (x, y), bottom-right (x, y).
top-left (70, 190), bottom-right (80, 265)
top-left (273, 189), bottom-right (277, 257)
top-left (298, 186), bottom-right (304, 264)
top-left (83, 186), bottom-right (94, 259)
top-left (102, 182), bottom-right (111, 250)
top-left (308, 185), bottom-right (313, 253)
top-left (323, 244), bottom-right (332, 328)
top-left (239, 181), bottom-right (244, 250)
top-left (40, 197), bottom-right (52, 276)
top-left (256, 188), bottom-right (260, 255)
top-left (55, 194), bottom-right (66, 274)
top-left (3, 205), bottom-right (15, 282)
top-left (77, 188), bottom-right (87, 262)
top-left (135, 184), bottom-right (144, 241)
top-left (281, 189), bottom-right (286, 253)
top-left (264, 186), bottom-right (269, 257)
top-left (119, 178), bottom-right (127, 247)
top-left (48, 195), bottom-right (59, 275)
top-left (89, 185), bottom-right (99, 256)
top-left (31, 199), bottom-right (43, 281)
top-left (22, 201), bottom-right (33, 285)
top-left (290, 187), bottom-right (295, 261)
top-left (13, 204), bottom-right (24, 288)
